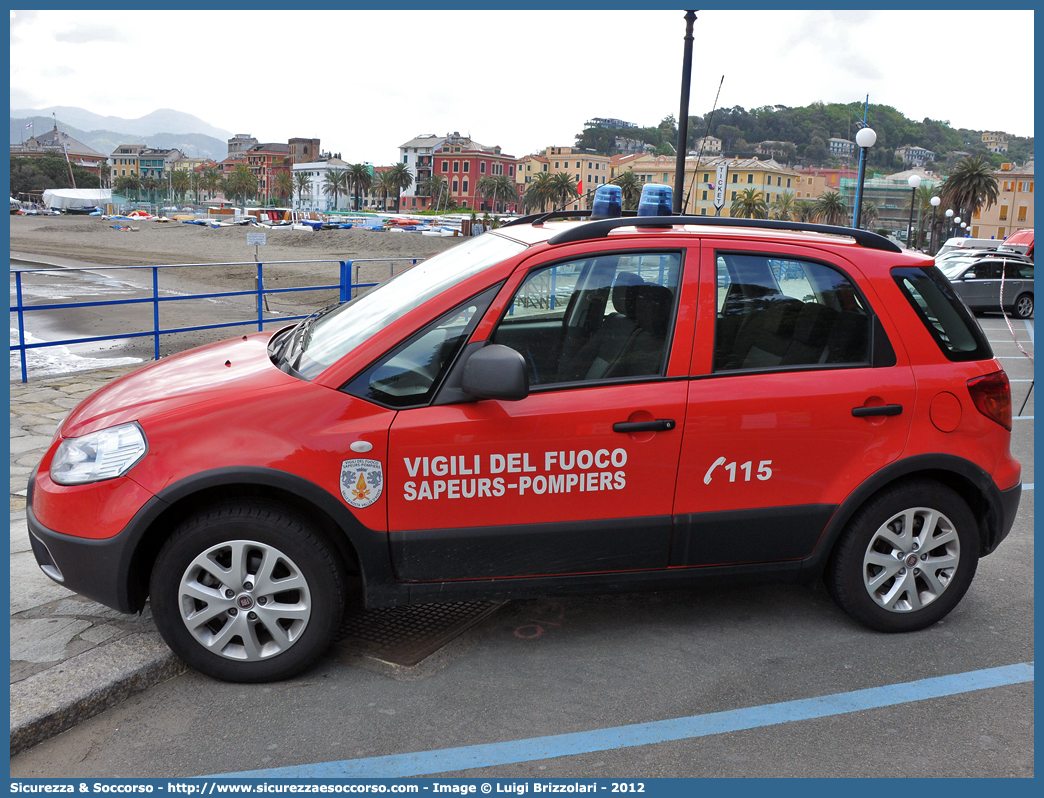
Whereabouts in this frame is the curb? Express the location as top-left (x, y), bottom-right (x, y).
top-left (10, 633), bottom-right (186, 755)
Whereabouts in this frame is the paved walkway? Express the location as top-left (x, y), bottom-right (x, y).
top-left (10, 366), bottom-right (185, 755)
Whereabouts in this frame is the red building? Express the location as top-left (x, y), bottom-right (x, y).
top-left (431, 138), bottom-right (518, 213)
top-left (246, 143), bottom-right (291, 203)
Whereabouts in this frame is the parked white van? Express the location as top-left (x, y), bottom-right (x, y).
top-left (936, 238), bottom-right (1004, 258)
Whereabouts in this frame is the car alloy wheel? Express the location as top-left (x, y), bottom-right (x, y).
top-left (862, 507), bottom-right (959, 613)
top-left (178, 539), bottom-right (311, 661)
top-left (1015, 293), bottom-right (1033, 319)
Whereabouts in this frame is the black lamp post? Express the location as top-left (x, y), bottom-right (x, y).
top-left (929, 195), bottom-right (941, 253)
top-left (906, 174), bottom-right (921, 248)
top-left (853, 126), bottom-right (876, 228)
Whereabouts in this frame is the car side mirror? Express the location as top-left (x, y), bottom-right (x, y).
top-left (462, 344), bottom-right (529, 401)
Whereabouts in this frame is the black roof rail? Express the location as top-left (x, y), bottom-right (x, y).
top-left (545, 215), bottom-right (902, 253)
top-left (500, 208), bottom-right (640, 229)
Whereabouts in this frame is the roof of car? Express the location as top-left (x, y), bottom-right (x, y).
top-left (494, 213), bottom-right (922, 259)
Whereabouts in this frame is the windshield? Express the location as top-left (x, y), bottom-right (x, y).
top-left (939, 259), bottom-right (976, 278)
top-left (292, 233), bottom-right (526, 379)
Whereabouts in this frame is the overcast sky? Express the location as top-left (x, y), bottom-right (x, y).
top-left (10, 9), bottom-right (1035, 164)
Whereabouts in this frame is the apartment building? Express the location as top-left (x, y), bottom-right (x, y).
top-left (246, 143), bottom-right (291, 203)
top-left (971, 161), bottom-right (1034, 240)
top-left (109, 144), bottom-right (145, 180)
top-left (828, 137), bottom-right (856, 162)
top-left (895, 145), bottom-right (936, 168)
top-left (794, 168), bottom-right (858, 199)
top-left (683, 156), bottom-right (801, 216)
top-left (982, 132), bottom-right (1009, 153)
top-left (543, 146), bottom-right (610, 210)
top-left (431, 134), bottom-right (518, 212)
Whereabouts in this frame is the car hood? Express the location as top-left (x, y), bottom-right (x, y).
top-left (60, 332), bottom-right (296, 437)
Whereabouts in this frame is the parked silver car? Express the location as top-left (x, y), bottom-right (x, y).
top-left (940, 254), bottom-right (1034, 319)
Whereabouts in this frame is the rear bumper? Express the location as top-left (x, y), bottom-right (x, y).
top-left (988, 481), bottom-right (1022, 555)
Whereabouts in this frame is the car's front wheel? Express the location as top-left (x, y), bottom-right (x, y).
top-left (150, 502), bottom-right (346, 682)
top-left (1014, 293), bottom-right (1033, 319)
top-left (829, 481), bottom-right (979, 632)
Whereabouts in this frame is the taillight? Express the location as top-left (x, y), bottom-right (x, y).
top-left (967, 371), bottom-right (1012, 430)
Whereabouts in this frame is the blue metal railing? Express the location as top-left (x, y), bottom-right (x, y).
top-left (10, 258), bottom-right (420, 382)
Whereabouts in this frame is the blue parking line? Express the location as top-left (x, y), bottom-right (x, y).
top-left (215, 663), bottom-right (1033, 778)
top-left (1013, 416), bottom-right (1034, 420)
top-left (1026, 319), bottom-right (1034, 344)
top-left (1024, 483), bottom-right (1034, 491)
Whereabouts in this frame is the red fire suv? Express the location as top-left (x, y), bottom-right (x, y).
top-left (28, 193), bottom-right (1022, 682)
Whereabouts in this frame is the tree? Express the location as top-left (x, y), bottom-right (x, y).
top-left (477, 174), bottom-right (517, 213)
top-left (730, 187), bottom-right (767, 219)
top-left (814, 191), bottom-right (848, 225)
top-left (170, 169), bottom-right (190, 202)
top-left (549, 172), bottom-right (578, 210)
top-left (522, 172), bottom-right (555, 213)
top-left (202, 168), bottom-right (222, 201)
top-left (323, 168), bottom-right (348, 210)
top-left (770, 190), bottom-right (795, 221)
top-left (223, 164), bottom-right (257, 205)
top-left (941, 155), bottom-right (998, 225)
top-left (374, 169), bottom-right (397, 210)
top-left (860, 200), bottom-right (879, 230)
top-left (140, 176), bottom-right (160, 204)
top-left (115, 174), bottom-right (140, 201)
top-left (421, 173), bottom-right (451, 211)
top-left (274, 171), bottom-right (295, 206)
top-left (794, 198), bottom-right (817, 222)
top-left (613, 171), bottom-right (642, 210)
top-left (294, 170), bottom-right (311, 209)
top-left (348, 164), bottom-right (373, 212)
top-left (385, 162), bottom-right (413, 211)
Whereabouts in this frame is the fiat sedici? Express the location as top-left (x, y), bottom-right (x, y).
top-left (29, 184), bottom-right (1022, 682)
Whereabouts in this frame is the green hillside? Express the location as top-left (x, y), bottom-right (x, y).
top-left (576, 101), bottom-right (1034, 173)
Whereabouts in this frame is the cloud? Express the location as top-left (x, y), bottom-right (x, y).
top-left (10, 10), bottom-right (37, 28)
top-left (54, 24), bottom-right (129, 44)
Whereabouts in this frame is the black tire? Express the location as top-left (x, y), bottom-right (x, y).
top-left (829, 481), bottom-right (979, 632)
top-left (1014, 293), bottom-right (1033, 319)
top-left (150, 502), bottom-right (346, 682)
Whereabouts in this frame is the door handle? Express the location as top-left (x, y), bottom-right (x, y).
top-left (613, 419), bottom-right (676, 433)
top-left (852, 404), bottom-right (903, 418)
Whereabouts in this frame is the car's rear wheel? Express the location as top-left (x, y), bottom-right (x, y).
top-left (150, 502), bottom-right (345, 682)
top-left (829, 481), bottom-right (979, 632)
top-left (1014, 293), bottom-right (1033, 319)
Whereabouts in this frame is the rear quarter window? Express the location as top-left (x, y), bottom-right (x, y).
top-left (891, 266), bottom-right (993, 362)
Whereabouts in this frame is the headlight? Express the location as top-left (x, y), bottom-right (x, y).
top-left (50, 423), bottom-right (148, 485)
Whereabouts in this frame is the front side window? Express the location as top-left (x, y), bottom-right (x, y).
top-left (344, 288), bottom-right (496, 408)
top-left (714, 253), bottom-right (872, 372)
top-left (491, 252), bottom-right (682, 387)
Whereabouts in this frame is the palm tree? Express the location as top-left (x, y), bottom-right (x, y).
top-left (549, 172), bottom-right (578, 210)
top-left (477, 174), bottom-right (517, 213)
top-left (374, 169), bottom-right (398, 211)
top-left (348, 164), bottom-right (372, 211)
top-left (170, 169), bottom-right (191, 202)
top-left (202, 168), bottom-right (222, 201)
top-left (421, 174), bottom-right (451, 212)
top-left (770, 190), bottom-right (795, 221)
top-left (522, 172), bottom-right (555, 213)
top-left (860, 200), bottom-right (879, 230)
top-left (814, 191), bottom-right (848, 225)
top-left (115, 174), bottom-right (141, 201)
top-left (794, 199), bottom-right (817, 222)
top-left (224, 164), bottom-right (257, 205)
top-left (941, 155), bottom-right (999, 223)
top-left (731, 187), bottom-right (768, 219)
top-left (274, 172), bottom-right (295, 206)
top-left (385, 162), bottom-right (413, 211)
top-left (323, 168), bottom-right (347, 210)
top-left (140, 176), bottom-right (160, 205)
top-left (613, 171), bottom-right (642, 211)
top-left (293, 171), bottom-right (311, 209)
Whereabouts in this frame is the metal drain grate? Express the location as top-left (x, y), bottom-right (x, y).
top-left (330, 601), bottom-right (505, 667)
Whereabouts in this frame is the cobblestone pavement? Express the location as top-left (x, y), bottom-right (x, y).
top-left (9, 365), bottom-right (186, 755)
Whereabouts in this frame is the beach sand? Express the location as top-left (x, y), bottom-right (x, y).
top-left (10, 214), bottom-right (465, 373)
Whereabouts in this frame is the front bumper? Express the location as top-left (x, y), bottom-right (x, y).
top-left (27, 471), bottom-right (147, 613)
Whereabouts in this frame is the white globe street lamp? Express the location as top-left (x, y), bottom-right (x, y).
top-left (853, 127), bottom-right (877, 229)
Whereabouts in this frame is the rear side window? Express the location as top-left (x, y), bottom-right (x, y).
top-left (891, 266), bottom-right (993, 362)
top-left (714, 253), bottom-right (871, 372)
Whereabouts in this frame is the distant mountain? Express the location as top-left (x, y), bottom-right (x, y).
top-left (10, 106), bottom-right (232, 142)
top-left (11, 116), bottom-right (228, 161)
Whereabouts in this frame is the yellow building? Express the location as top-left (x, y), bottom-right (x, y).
top-left (172, 156), bottom-right (208, 172)
top-left (970, 162), bottom-right (1034, 240)
top-left (611, 153), bottom-right (801, 216)
top-left (109, 144), bottom-right (144, 179)
top-left (543, 146), bottom-right (610, 210)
